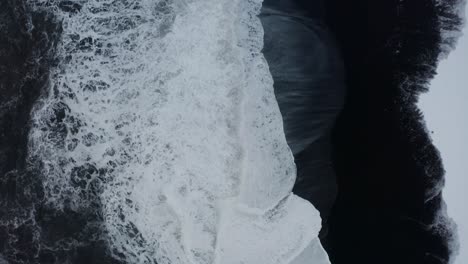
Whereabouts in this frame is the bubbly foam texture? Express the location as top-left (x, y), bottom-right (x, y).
top-left (27, 0), bottom-right (327, 263)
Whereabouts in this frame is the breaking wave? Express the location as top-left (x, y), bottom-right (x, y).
top-left (26, 0), bottom-right (328, 263)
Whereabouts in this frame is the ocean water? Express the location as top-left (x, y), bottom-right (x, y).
top-left (1, 0), bottom-right (463, 264)
top-left (260, 0), bottom-right (346, 226)
top-left (4, 0), bottom-right (329, 263)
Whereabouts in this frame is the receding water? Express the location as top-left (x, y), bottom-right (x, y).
top-left (24, 0), bottom-right (327, 263)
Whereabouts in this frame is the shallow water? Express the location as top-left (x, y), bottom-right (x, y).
top-left (260, 0), bottom-right (346, 225)
top-left (0, 0), bottom-right (328, 263)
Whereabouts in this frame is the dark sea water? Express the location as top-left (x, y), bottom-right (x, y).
top-left (0, 2), bottom-right (121, 263)
top-left (0, 0), bottom-right (465, 263)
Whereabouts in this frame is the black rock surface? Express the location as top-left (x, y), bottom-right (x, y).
top-left (262, 0), bottom-right (464, 263)
top-left (324, 0), bottom-right (461, 263)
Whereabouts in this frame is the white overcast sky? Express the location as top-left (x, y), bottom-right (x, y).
top-left (418, 4), bottom-right (468, 263)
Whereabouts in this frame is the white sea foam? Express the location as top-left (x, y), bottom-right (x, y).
top-left (27, 0), bottom-right (328, 263)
